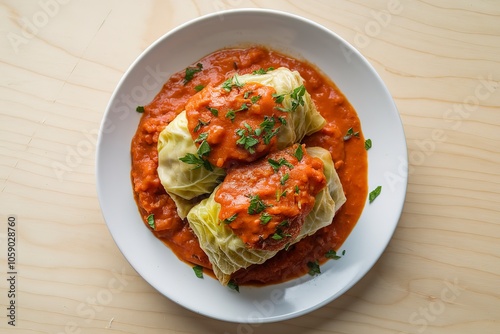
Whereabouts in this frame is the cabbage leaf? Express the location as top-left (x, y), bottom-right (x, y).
top-left (157, 110), bottom-right (225, 218)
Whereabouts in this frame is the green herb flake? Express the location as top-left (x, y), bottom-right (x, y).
top-left (268, 158), bottom-right (294, 172)
top-left (248, 195), bottom-right (269, 215)
top-left (225, 110), bottom-right (236, 121)
top-left (207, 107), bottom-right (219, 116)
top-left (290, 84), bottom-right (306, 111)
top-left (222, 75), bottom-right (244, 92)
top-left (278, 220), bottom-right (289, 227)
top-left (250, 95), bottom-right (262, 104)
top-left (192, 265), bottom-right (204, 278)
top-left (294, 145), bottom-right (304, 161)
top-left (343, 127), bottom-right (360, 141)
top-left (243, 90), bottom-right (252, 99)
top-left (271, 233), bottom-right (283, 240)
top-left (365, 139), bottom-right (372, 150)
top-left (147, 214), bottom-right (155, 229)
top-left (136, 106), bottom-right (145, 113)
top-left (222, 213), bottom-right (238, 224)
top-left (179, 153), bottom-right (213, 171)
top-left (342, 250), bottom-right (346, 256)
top-left (183, 63), bottom-right (203, 85)
top-left (227, 280), bottom-right (240, 292)
top-left (369, 186), bottom-right (382, 203)
top-left (260, 212), bottom-right (272, 225)
top-left (236, 124), bottom-right (259, 154)
top-left (272, 93), bottom-right (285, 104)
top-left (278, 116), bottom-right (287, 125)
top-left (194, 132), bottom-right (208, 143)
top-left (194, 84), bottom-right (205, 92)
top-left (325, 249), bottom-right (342, 260)
top-left (294, 185), bottom-right (300, 194)
top-left (194, 119), bottom-right (209, 133)
top-left (280, 173), bottom-right (289, 185)
top-left (307, 261), bottom-right (321, 276)
top-left (197, 140), bottom-right (211, 157)
top-left (252, 67), bottom-right (274, 75)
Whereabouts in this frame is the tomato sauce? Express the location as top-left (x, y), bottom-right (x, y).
top-left (216, 144), bottom-right (326, 251)
top-left (130, 47), bottom-right (368, 285)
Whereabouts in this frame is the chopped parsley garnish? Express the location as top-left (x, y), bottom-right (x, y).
top-left (325, 249), bottom-right (342, 260)
top-left (243, 90), bottom-right (252, 99)
top-left (194, 84), bottom-right (205, 92)
top-left (179, 153), bottom-right (213, 171)
top-left (278, 116), bottom-right (287, 125)
top-left (146, 214), bottom-right (155, 229)
top-left (207, 107), bottom-right (218, 116)
top-left (183, 63), bottom-right (203, 85)
top-left (252, 67), bottom-right (274, 75)
top-left (227, 280), bottom-right (239, 292)
top-left (307, 261), bottom-right (321, 276)
top-left (194, 119), bottom-right (209, 133)
top-left (235, 117), bottom-right (280, 153)
top-left (369, 186), bottom-right (382, 203)
top-left (192, 265), bottom-right (204, 278)
top-left (268, 158), bottom-right (294, 172)
top-left (272, 93), bottom-right (285, 104)
top-left (294, 145), bottom-right (304, 161)
top-left (290, 85), bottom-right (306, 111)
top-left (247, 194), bottom-right (269, 215)
top-left (271, 233), bottom-right (283, 240)
top-left (280, 173), bottom-right (289, 185)
top-left (365, 139), bottom-right (372, 150)
top-left (236, 126), bottom-right (260, 154)
top-left (343, 127), bottom-right (360, 141)
top-left (221, 75), bottom-right (244, 92)
top-left (225, 110), bottom-right (236, 121)
top-left (225, 103), bottom-right (249, 122)
top-left (271, 229), bottom-right (291, 240)
top-left (294, 185), bottom-right (300, 194)
top-left (250, 95), bottom-right (262, 104)
top-left (273, 84), bottom-right (306, 113)
top-left (221, 213), bottom-right (238, 224)
top-left (259, 116), bottom-right (279, 144)
top-left (136, 106), bottom-right (145, 113)
top-left (278, 220), bottom-right (289, 227)
top-left (194, 132), bottom-right (208, 143)
top-left (260, 212), bottom-right (272, 225)
top-left (197, 140), bottom-right (211, 157)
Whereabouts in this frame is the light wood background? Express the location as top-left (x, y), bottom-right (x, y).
top-left (1, 0), bottom-right (499, 333)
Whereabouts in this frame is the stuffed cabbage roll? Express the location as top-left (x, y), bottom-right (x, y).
top-left (157, 67), bottom-right (326, 217)
top-left (157, 110), bottom-right (225, 218)
top-left (187, 145), bottom-right (345, 285)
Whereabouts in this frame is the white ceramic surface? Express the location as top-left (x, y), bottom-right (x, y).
top-left (96, 9), bottom-right (407, 323)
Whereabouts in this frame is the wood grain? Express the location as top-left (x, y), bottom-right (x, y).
top-left (0, 0), bottom-right (499, 333)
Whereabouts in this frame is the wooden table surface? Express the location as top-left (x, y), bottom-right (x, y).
top-left (1, 1), bottom-right (499, 333)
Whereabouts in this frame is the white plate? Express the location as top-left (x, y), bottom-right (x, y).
top-left (96, 9), bottom-right (407, 323)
